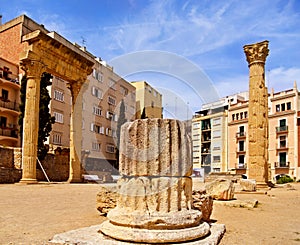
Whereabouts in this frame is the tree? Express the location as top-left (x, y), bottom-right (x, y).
top-left (19, 73), bottom-right (55, 160)
top-left (141, 107), bottom-right (147, 119)
top-left (115, 99), bottom-right (127, 170)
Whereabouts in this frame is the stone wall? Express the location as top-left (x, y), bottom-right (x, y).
top-left (0, 146), bottom-right (69, 183)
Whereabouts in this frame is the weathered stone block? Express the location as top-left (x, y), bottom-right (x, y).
top-left (240, 179), bottom-right (256, 191)
top-left (205, 179), bottom-right (235, 200)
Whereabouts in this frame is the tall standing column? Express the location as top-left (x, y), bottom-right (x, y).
top-left (68, 80), bottom-right (84, 183)
top-left (243, 40), bottom-right (269, 186)
top-left (20, 61), bottom-right (45, 183)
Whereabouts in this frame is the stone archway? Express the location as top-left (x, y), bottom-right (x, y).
top-left (19, 30), bottom-right (94, 183)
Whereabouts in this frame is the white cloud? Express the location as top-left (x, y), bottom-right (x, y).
top-left (268, 67), bottom-right (300, 92)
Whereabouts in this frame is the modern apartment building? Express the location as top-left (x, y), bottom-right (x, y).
top-left (193, 87), bottom-right (300, 180)
top-left (82, 58), bottom-right (136, 172)
top-left (131, 81), bottom-right (162, 119)
top-left (0, 57), bottom-right (20, 147)
top-left (192, 94), bottom-right (246, 174)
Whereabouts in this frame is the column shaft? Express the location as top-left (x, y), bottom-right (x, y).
top-left (20, 62), bottom-right (44, 183)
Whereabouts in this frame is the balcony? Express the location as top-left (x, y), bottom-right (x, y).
top-left (236, 163), bottom-right (247, 169)
top-left (276, 143), bottom-right (288, 153)
top-left (274, 162), bottom-right (290, 168)
top-left (276, 126), bottom-right (288, 134)
top-left (0, 128), bottom-right (18, 138)
top-left (0, 99), bottom-right (19, 112)
top-left (236, 131), bottom-right (246, 138)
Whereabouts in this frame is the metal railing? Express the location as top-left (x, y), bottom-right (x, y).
top-left (276, 126), bottom-right (288, 132)
top-left (236, 131), bottom-right (246, 137)
top-left (0, 128), bottom-right (18, 138)
top-left (236, 163), bottom-right (247, 169)
top-left (274, 162), bottom-right (290, 168)
top-left (0, 100), bottom-right (19, 111)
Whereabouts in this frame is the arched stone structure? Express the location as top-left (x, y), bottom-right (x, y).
top-left (19, 30), bottom-right (94, 183)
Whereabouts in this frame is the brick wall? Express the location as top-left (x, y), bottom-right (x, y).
top-left (0, 22), bottom-right (26, 64)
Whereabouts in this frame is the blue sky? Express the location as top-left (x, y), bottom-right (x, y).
top-left (1, 0), bottom-right (300, 120)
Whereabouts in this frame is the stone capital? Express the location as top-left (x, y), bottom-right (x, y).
top-left (243, 40), bottom-right (269, 66)
top-left (20, 59), bottom-right (46, 79)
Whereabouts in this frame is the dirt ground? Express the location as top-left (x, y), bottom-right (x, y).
top-left (0, 181), bottom-right (299, 245)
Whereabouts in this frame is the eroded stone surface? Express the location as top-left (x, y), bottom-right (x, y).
top-left (99, 119), bottom-right (214, 243)
top-left (240, 179), bottom-right (256, 192)
top-left (205, 179), bottom-right (235, 200)
top-left (192, 189), bottom-right (213, 222)
top-left (243, 40), bottom-right (269, 186)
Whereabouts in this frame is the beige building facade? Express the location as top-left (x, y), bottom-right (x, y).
top-left (193, 88), bottom-right (300, 181)
top-left (131, 81), bottom-right (162, 119)
top-left (0, 57), bottom-right (20, 147)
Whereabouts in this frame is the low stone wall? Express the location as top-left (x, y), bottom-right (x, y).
top-left (0, 146), bottom-right (69, 183)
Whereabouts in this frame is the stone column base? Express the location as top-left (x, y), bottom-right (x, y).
top-left (19, 178), bottom-right (38, 184)
top-left (99, 220), bottom-right (210, 243)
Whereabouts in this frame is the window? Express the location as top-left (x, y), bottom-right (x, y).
top-left (1, 89), bottom-right (8, 101)
top-left (106, 127), bottom-right (112, 137)
top-left (281, 103), bottom-right (285, 111)
top-left (93, 105), bottom-right (102, 116)
top-left (279, 119), bottom-right (286, 127)
top-left (238, 155), bottom-right (245, 167)
top-left (54, 90), bottom-right (64, 102)
top-left (276, 104), bottom-right (280, 112)
top-left (240, 112), bottom-right (243, 119)
top-left (213, 142), bottom-right (221, 151)
top-left (0, 116), bottom-right (7, 127)
top-left (287, 102), bottom-right (291, 110)
top-left (239, 141), bottom-right (245, 151)
top-left (108, 96), bottom-right (116, 105)
top-left (213, 155), bottom-right (221, 162)
top-left (92, 86), bottom-right (103, 99)
top-left (106, 144), bottom-right (115, 153)
top-left (92, 142), bottom-right (101, 151)
top-left (236, 113), bottom-right (239, 120)
top-left (106, 111), bottom-right (118, 121)
top-left (213, 130), bottom-right (221, 138)
top-left (244, 111), bottom-right (248, 118)
top-left (90, 123), bottom-right (104, 134)
top-left (120, 86), bottom-right (128, 96)
top-left (53, 133), bottom-right (62, 144)
top-left (54, 112), bottom-right (64, 123)
top-left (279, 152), bottom-right (287, 167)
top-left (279, 135), bottom-right (286, 148)
top-left (151, 101), bottom-right (154, 108)
top-left (92, 69), bottom-right (103, 82)
top-left (232, 114), bottom-right (235, 121)
top-left (213, 118), bottom-right (221, 126)
top-left (109, 78), bottom-right (116, 89)
top-left (239, 126), bottom-right (245, 136)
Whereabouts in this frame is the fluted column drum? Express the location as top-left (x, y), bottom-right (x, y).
top-left (100, 119), bottom-right (210, 243)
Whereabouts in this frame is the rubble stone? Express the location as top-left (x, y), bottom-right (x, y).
top-left (205, 179), bottom-right (235, 200)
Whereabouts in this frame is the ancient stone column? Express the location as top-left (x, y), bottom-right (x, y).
top-left (20, 60), bottom-right (45, 183)
top-left (100, 119), bottom-right (210, 243)
top-left (68, 80), bottom-right (84, 183)
top-left (243, 40), bottom-right (269, 187)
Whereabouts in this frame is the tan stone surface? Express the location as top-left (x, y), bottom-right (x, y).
top-left (0, 183), bottom-right (300, 244)
top-left (101, 118), bottom-right (211, 243)
top-left (119, 119), bottom-right (192, 177)
top-left (192, 189), bottom-right (213, 222)
top-left (243, 40), bottom-right (269, 185)
top-left (205, 179), bottom-right (235, 200)
top-left (96, 185), bottom-right (118, 215)
top-left (240, 179), bottom-right (256, 191)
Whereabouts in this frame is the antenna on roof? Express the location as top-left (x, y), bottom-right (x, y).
top-left (81, 36), bottom-right (86, 47)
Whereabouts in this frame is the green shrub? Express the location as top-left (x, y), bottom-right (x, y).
top-left (276, 175), bottom-right (294, 184)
